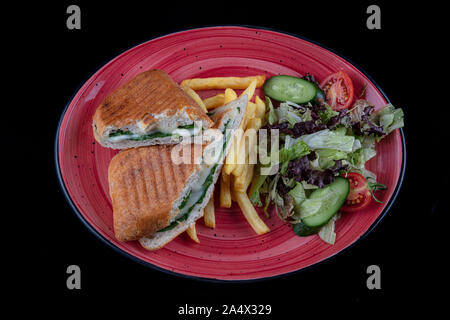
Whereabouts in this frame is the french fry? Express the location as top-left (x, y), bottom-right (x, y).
top-left (233, 190), bottom-right (270, 235)
top-left (230, 175), bottom-right (237, 202)
top-left (180, 75), bottom-right (266, 91)
top-left (231, 190), bottom-right (236, 202)
top-left (222, 88), bottom-right (240, 174)
top-left (223, 128), bottom-right (243, 174)
top-left (247, 118), bottom-right (262, 131)
top-left (234, 163), bottom-right (255, 193)
top-left (204, 197), bottom-right (215, 228)
top-left (232, 136), bottom-right (247, 177)
top-left (232, 128), bottom-right (257, 177)
top-left (224, 80), bottom-right (257, 172)
top-left (186, 223), bottom-right (200, 243)
top-left (220, 171), bottom-right (232, 208)
top-left (182, 85), bottom-right (207, 112)
top-left (224, 88), bottom-right (238, 104)
top-left (247, 127), bottom-right (259, 167)
top-left (224, 100), bottom-right (255, 174)
top-left (241, 101), bottom-right (256, 129)
top-left (254, 96), bottom-right (266, 119)
top-left (239, 79), bottom-right (257, 102)
top-left (230, 102), bottom-right (256, 174)
top-left (223, 161), bottom-right (236, 176)
top-left (203, 93), bottom-right (225, 110)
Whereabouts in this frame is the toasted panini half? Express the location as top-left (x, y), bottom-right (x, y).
top-left (93, 69), bottom-right (213, 149)
top-left (107, 95), bottom-right (248, 248)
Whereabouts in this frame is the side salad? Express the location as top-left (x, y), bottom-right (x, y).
top-left (248, 71), bottom-right (404, 244)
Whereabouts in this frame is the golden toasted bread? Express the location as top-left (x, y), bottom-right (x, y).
top-left (108, 145), bottom-right (201, 241)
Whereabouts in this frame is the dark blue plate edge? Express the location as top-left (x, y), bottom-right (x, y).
top-left (54, 24), bottom-right (407, 284)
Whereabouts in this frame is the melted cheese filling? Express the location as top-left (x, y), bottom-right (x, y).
top-left (107, 125), bottom-right (200, 142)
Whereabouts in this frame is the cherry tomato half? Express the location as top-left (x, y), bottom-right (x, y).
top-left (340, 172), bottom-right (371, 213)
top-left (320, 71), bottom-right (354, 110)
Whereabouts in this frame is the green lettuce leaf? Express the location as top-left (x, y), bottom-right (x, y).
top-left (300, 129), bottom-right (355, 153)
top-left (370, 104), bottom-right (404, 137)
top-left (249, 168), bottom-right (268, 207)
top-left (288, 182), bottom-right (307, 218)
top-left (276, 103), bottom-right (303, 126)
top-left (318, 213), bottom-right (340, 244)
top-left (316, 149), bottom-right (348, 169)
top-left (347, 147), bottom-right (377, 169)
top-left (265, 96), bottom-right (278, 125)
top-left (279, 140), bottom-right (311, 174)
top-left (319, 103), bottom-right (339, 124)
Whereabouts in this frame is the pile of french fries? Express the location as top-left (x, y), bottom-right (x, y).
top-left (181, 75), bottom-right (270, 243)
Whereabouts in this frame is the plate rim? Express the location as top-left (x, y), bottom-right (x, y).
top-left (54, 25), bottom-right (407, 283)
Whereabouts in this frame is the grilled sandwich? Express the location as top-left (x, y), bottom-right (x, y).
top-left (93, 69), bottom-right (213, 149)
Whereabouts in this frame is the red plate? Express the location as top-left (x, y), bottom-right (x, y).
top-left (56, 26), bottom-right (405, 281)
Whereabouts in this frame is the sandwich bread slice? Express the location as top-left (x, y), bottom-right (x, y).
top-left (93, 69), bottom-right (213, 149)
top-left (108, 95), bottom-right (248, 249)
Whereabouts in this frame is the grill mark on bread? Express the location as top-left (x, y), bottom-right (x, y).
top-left (129, 82), bottom-right (160, 119)
top-left (138, 148), bottom-right (151, 212)
top-left (98, 70), bottom-right (167, 124)
top-left (144, 150), bottom-right (159, 224)
top-left (129, 73), bottom-right (154, 102)
top-left (149, 149), bottom-right (162, 206)
top-left (101, 78), bottom-right (148, 123)
top-left (160, 147), bottom-right (174, 206)
top-left (128, 155), bottom-right (141, 214)
top-left (126, 169), bottom-right (140, 238)
top-left (133, 89), bottom-right (163, 123)
top-left (102, 80), bottom-right (153, 127)
top-left (174, 150), bottom-right (187, 193)
top-left (156, 148), bottom-right (167, 202)
top-left (149, 92), bottom-right (181, 118)
top-left (136, 148), bottom-right (149, 213)
top-left (117, 157), bottom-right (139, 240)
top-left (134, 79), bottom-right (160, 106)
top-left (99, 100), bottom-right (126, 124)
top-left (171, 160), bottom-right (182, 218)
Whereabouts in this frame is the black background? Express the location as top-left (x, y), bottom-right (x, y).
top-left (9, 0), bottom-right (446, 316)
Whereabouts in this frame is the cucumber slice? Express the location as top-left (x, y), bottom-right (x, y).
top-left (263, 75), bottom-right (317, 103)
top-left (301, 177), bottom-right (350, 228)
top-left (314, 85), bottom-right (325, 100)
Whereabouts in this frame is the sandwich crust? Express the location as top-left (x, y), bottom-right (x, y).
top-left (93, 69), bottom-right (213, 139)
top-left (108, 145), bottom-right (201, 241)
